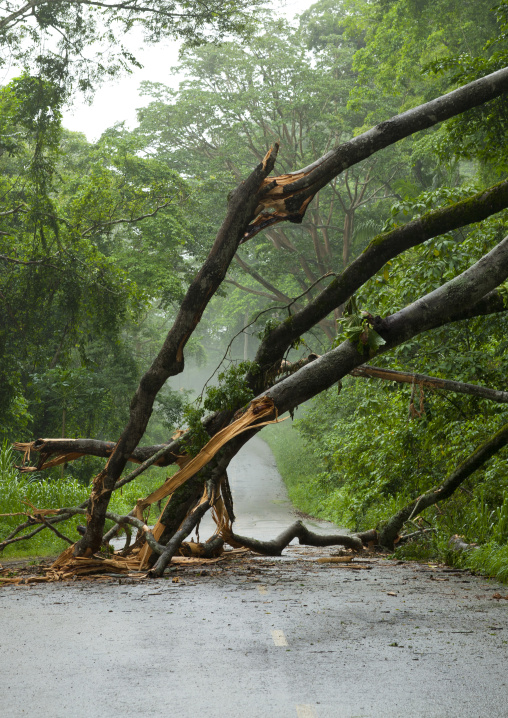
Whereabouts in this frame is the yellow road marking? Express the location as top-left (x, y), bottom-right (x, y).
top-left (296, 705), bottom-right (317, 718)
top-left (271, 629), bottom-right (288, 646)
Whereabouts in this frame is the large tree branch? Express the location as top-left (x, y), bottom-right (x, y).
top-left (246, 66), bottom-right (508, 237)
top-left (13, 437), bottom-right (180, 472)
top-left (351, 365), bottom-right (508, 404)
top-left (226, 521), bottom-right (375, 555)
top-left (251, 178), bottom-right (508, 385)
top-left (377, 422), bottom-right (508, 548)
top-left (263, 235), bottom-right (508, 416)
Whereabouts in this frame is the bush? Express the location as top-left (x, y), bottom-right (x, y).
top-left (467, 542), bottom-right (508, 583)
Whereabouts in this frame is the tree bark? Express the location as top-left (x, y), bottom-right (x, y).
top-left (225, 521), bottom-right (377, 555)
top-left (147, 449), bottom-right (234, 576)
top-left (351, 365), bottom-right (508, 404)
top-left (151, 472), bottom-right (210, 557)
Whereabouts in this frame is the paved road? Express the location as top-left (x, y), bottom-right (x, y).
top-left (1, 438), bottom-right (508, 718)
top-left (198, 433), bottom-right (341, 541)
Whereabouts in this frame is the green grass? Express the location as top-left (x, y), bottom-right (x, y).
top-left (0, 442), bottom-right (173, 559)
top-left (466, 542), bottom-right (508, 583)
top-left (391, 531), bottom-right (508, 584)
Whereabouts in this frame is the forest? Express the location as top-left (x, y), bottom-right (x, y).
top-left (2, 0), bottom-right (508, 581)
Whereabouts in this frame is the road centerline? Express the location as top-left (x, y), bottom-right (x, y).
top-left (296, 705), bottom-right (317, 718)
top-left (271, 629), bottom-right (288, 646)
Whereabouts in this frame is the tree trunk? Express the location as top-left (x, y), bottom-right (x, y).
top-left (73, 146), bottom-right (280, 557)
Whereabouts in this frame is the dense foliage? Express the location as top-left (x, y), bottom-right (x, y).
top-left (0, 0), bottom-right (262, 98)
top-left (0, 75), bottom-right (191, 465)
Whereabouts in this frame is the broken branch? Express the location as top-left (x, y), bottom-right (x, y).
top-left (378, 422), bottom-right (508, 548)
top-left (351, 364), bottom-right (508, 404)
top-left (224, 520), bottom-right (376, 555)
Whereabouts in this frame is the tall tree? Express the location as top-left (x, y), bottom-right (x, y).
top-left (134, 13), bottom-right (406, 340)
top-left (0, 78), bottom-right (190, 446)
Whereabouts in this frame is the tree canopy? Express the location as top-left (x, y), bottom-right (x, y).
top-left (0, 0), bottom-right (262, 95)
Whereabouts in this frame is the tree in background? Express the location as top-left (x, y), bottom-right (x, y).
top-left (0, 0), bottom-right (262, 96)
top-left (133, 11), bottom-right (407, 342)
top-left (0, 77), bottom-right (190, 455)
top-left (0, 0), bottom-right (265, 450)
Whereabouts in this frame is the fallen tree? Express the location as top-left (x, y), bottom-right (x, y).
top-left (7, 67), bottom-right (508, 575)
top-left (377, 421), bottom-right (508, 549)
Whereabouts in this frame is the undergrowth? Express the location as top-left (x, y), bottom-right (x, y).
top-left (0, 442), bottom-right (172, 558)
top-left (394, 535), bottom-right (508, 584)
top-left (466, 543), bottom-right (508, 583)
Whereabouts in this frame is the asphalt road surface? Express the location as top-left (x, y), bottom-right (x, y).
top-left (1, 436), bottom-right (508, 718)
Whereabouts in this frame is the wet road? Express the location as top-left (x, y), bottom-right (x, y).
top-left (198, 433), bottom-right (340, 541)
top-left (1, 439), bottom-right (508, 718)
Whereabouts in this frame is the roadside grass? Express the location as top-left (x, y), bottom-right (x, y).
top-left (465, 543), bottom-right (508, 583)
top-left (0, 442), bottom-right (172, 559)
top-left (394, 536), bottom-right (508, 584)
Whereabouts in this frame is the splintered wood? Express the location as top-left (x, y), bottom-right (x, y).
top-left (0, 546), bottom-right (249, 584)
top-left (137, 396), bottom-right (279, 513)
top-left (136, 396), bottom-right (281, 567)
top-left (5, 396), bottom-right (280, 581)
